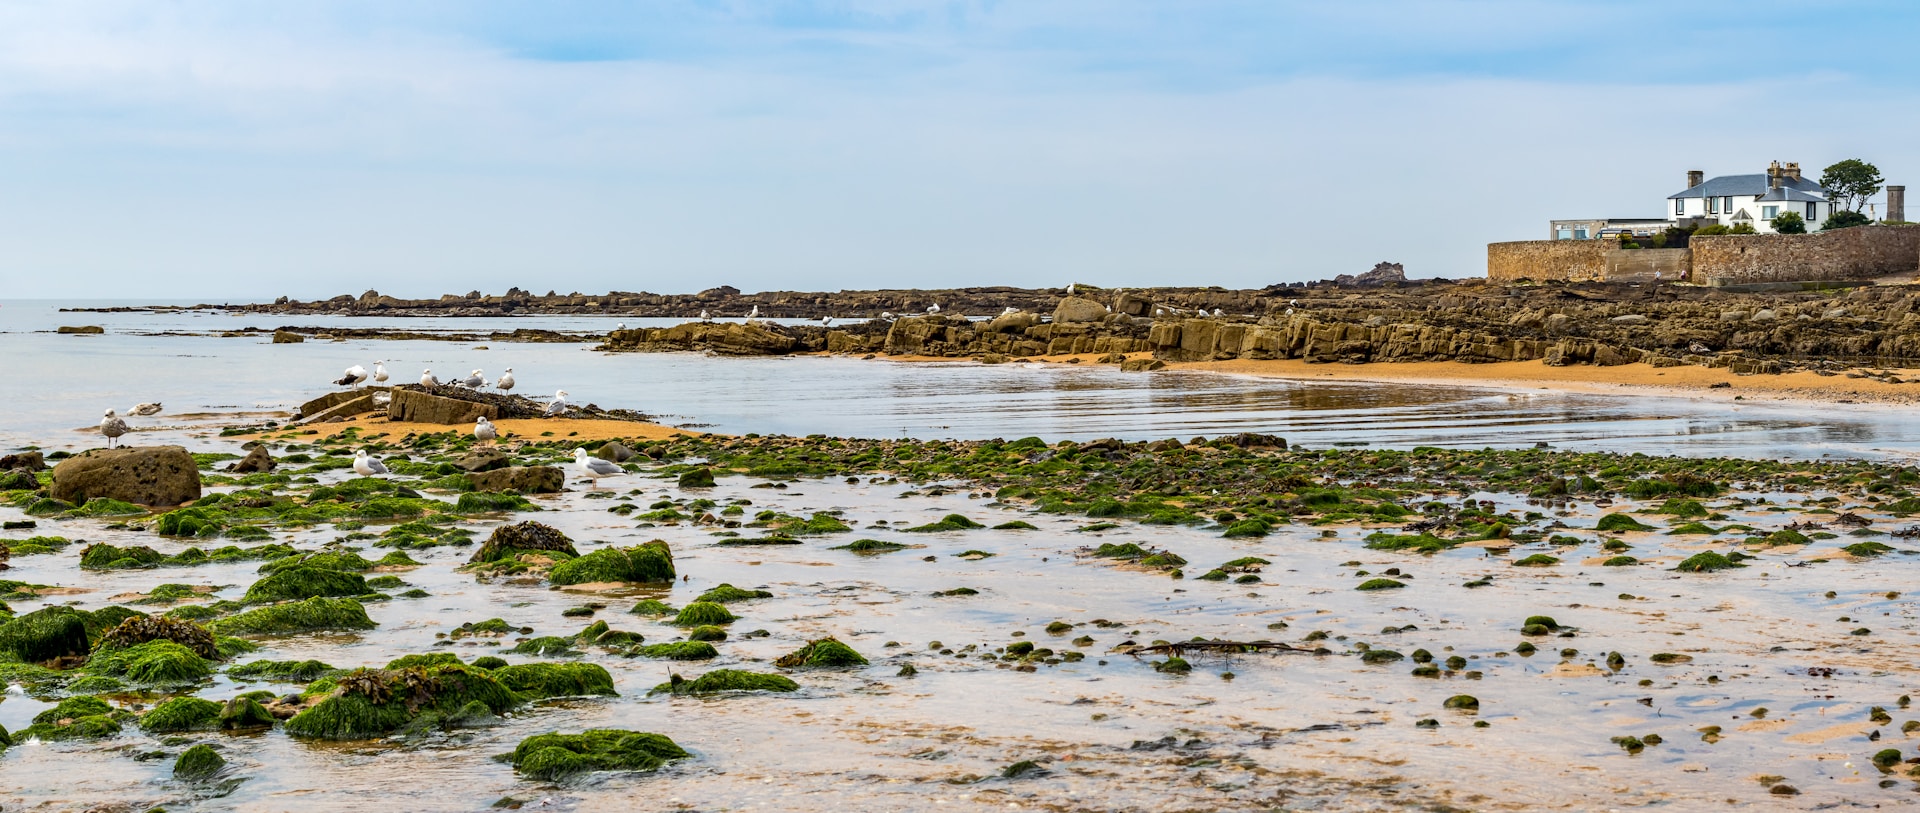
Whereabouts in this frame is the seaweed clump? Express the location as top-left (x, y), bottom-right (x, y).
top-left (85, 640), bottom-right (214, 686)
top-left (19, 696), bottom-right (127, 740)
top-left (0, 606), bottom-right (95, 662)
top-left (1674, 551), bottom-right (1745, 573)
top-left (468, 521), bottom-right (580, 564)
top-left (648, 669), bottom-right (798, 696)
top-left (671, 602), bottom-right (736, 627)
top-left (695, 583), bottom-right (772, 604)
top-left (774, 637), bottom-right (868, 668)
top-left (903, 514), bottom-right (984, 533)
top-left (284, 662), bottom-right (520, 740)
top-left (174, 743), bottom-right (226, 781)
top-left (505, 729), bottom-right (690, 781)
top-left (207, 597), bottom-right (376, 636)
top-left (242, 567), bottom-right (369, 604)
top-left (630, 641), bottom-right (718, 660)
top-left (548, 541), bottom-right (674, 585)
top-left (138, 696), bottom-right (223, 732)
top-left (492, 662), bottom-right (618, 700)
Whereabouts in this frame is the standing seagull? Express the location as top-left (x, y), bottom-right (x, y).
top-left (572, 448), bottom-right (625, 483)
top-left (926, 303), bottom-right (941, 314)
top-left (495, 368), bottom-right (515, 393)
top-left (128, 403), bottom-right (163, 417)
top-left (699, 310), bottom-right (712, 323)
top-left (100, 409), bottom-right (129, 449)
top-left (543, 390), bottom-right (570, 418)
top-left (461, 369), bottom-right (486, 388)
top-left (747, 305), bottom-right (760, 320)
top-left (1066, 283), bottom-right (1076, 295)
top-left (371, 361), bottom-right (389, 386)
top-left (474, 417), bottom-right (498, 446)
top-left (421, 368), bottom-right (441, 388)
top-left (352, 449), bottom-right (389, 478)
top-left (334, 364), bottom-right (369, 390)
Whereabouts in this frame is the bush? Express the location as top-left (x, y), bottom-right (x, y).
top-left (1771, 211), bottom-right (1807, 234)
top-left (1823, 210), bottom-right (1873, 230)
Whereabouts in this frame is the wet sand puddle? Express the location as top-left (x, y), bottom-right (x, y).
top-left (5, 444), bottom-right (1920, 812)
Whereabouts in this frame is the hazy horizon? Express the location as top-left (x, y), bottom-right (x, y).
top-left (4, 1), bottom-right (1917, 300)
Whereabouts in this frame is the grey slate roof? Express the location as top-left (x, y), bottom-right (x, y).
top-left (1755, 186), bottom-right (1827, 203)
top-left (1669, 173), bottom-right (1827, 199)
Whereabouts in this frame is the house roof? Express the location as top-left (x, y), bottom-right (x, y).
top-left (1756, 186), bottom-right (1827, 203)
top-left (1730, 208), bottom-right (1753, 221)
top-left (1670, 173), bottom-right (1827, 199)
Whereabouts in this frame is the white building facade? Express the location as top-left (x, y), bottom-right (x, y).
top-left (1668, 161), bottom-right (1834, 233)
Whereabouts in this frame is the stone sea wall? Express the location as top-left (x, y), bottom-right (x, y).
top-left (1492, 225), bottom-right (1920, 286)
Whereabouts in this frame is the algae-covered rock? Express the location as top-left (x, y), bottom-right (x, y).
top-left (242, 567), bottom-right (370, 604)
top-left (468, 521), bottom-right (580, 564)
top-left (549, 541), bottom-right (674, 585)
top-left (687, 625), bottom-right (727, 642)
top-left (85, 640), bottom-right (214, 686)
top-left (677, 468), bottom-right (717, 489)
top-left (694, 583), bottom-right (772, 604)
top-left (671, 601), bottom-right (736, 627)
top-left (79, 542), bottom-right (168, 570)
top-left (284, 662), bottom-right (519, 740)
top-left (629, 641), bottom-right (718, 660)
top-left (829, 539), bottom-right (909, 554)
top-left (1674, 551), bottom-right (1745, 572)
top-left (774, 637), bottom-right (868, 668)
top-left (511, 637), bottom-right (581, 657)
top-left (139, 696), bottom-right (223, 732)
top-left (1356, 578), bottom-right (1406, 591)
top-left (1443, 694), bottom-right (1480, 711)
top-left (506, 729), bottom-right (691, 781)
top-left (174, 744), bottom-right (226, 781)
top-left (1511, 554), bottom-right (1559, 567)
top-left (1595, 513), bottom-right (1655, 532)
top-left (220, 696), bottom-right (277, 729)
top-left (648, 669), bottom-right (798, 696)
top-left (228, 658), bottom-right (336, 682)
top-left (207, 597), bottom-right (376, 636)
top-left (492, 662), bottom-right (617, 700)
top-left (20, 696), bottom-right (126, 741)
top-left (902, 514), bottom-right (984, 533)
top-left (0, 605), bottom-right (93, 662)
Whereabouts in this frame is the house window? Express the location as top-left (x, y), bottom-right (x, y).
top-left (1708, 197), bottom-right (1718, 214)
top-left (1574, 228), bottom-right (1588, 239)
top-left (1676, 198), bottom-right (1685, 216)
top-left (1763, 205), bottom-right (1778, 220)
top-left (1807, 202), bottom-right (1817, 220)
top-left (1723, 196), bottom-right (1732, 212)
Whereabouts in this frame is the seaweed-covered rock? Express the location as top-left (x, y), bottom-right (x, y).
top-left (628, 599), bottom-right (677, 617)
top-left (228, 658), bottom-right (336, 682)
top-left (20, 696), bottom-right (126, 741)
top-left (50, 445), bottom-right (202, 507)
top-left (1595, 513), bottom-right (1655, 532)
top-left (1675, 551), bottom-right (1745, 573)
top-left (629, 641), bottom-right (718, 660)
top-left (694, 583), bottom-right (772, 604)
top-left (174, 744), bottom-right (226, 781)
top-left (511, 637), bottom-right (581, 657)
top-left (506, 729), bottom-right (691, 781)
top-left (139, 696), bottom-right (223, 732)
top-left (79, 542), bottom-right (168, 570)
top-left (207, 597), bottom-right (376, 636)
top-left (549, 541), bottom-right (674, 585)
top-left (468, 521), bottom-right (579, 564)
top-left (0, 606), bottom-right (93, 662)
top-left (220, 695), bottom-right (277, 729)
top-left (774, 637), bottom-right (868, 668)
top-left (242, 567), bottom-right (369, 603)
top-left (469, 466), bottom-right (565, 495)
top-left (284, 662), bottom-right (519, 740)
top-left (671, 602), bottom-right (736, 627)
top-left (648, 669), bottom-right (798, 696)
top-left (86, 640), bottom-right (214, 686)
top-left (902, 514), bottom-right (985, 533)
top-left (677, 468), bottom-right (717, 489)
top-left (492, 662), bottom-right (617, 700)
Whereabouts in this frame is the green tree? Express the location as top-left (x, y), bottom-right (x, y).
top-left (1819, 159), bottom-right (1884, 213)
top-left (1822, 210), bottom-right (1873, 230)
top-left (1729, 222), bottom-right (1757, 234)
top-left (1771, 211), bottom-right (1807, 234)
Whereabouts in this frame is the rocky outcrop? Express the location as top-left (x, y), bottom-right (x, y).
top-left (1052, 297), bottom-right (1110, 323)
top-left (271, 331), bottom-right (304, 343)
top-left (229, 446), bottom-right (275, 473)
top-left (50, 446), bottom-right (202, 507)
top-left (470, 466), bottom-right (564, 494)
top-left (0, 452), bottom-right (46, 471)
top-left (1332, 262), bottom-right (1406, 287)
top-left (388, 389), bottom-right (498, 425)
top-left (456, 449), bottom-right (510, 473)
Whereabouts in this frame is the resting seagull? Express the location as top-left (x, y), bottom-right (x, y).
top-left (543, 390), bottom-right (570, 418)
top-left (461, 369), bottom-right (485, 388)
top-left (495, 368), bottom-right (515, 393)
top-left (474, 417), bottom-right (497, 446)
top-left (100, 409), bottom-right (129, 449)
top-left (128, 403), bottom-right (163, 417)
top-left (421, 368), bottom-right (441, 387)
top-left (926, 303), bottom-right (941, 314)
top-left (371, 361), bottom-right (389, 385)
top-left (334, 364), bottom-right (369, 390)
top-left (572, 448), bottom-right (624, 483)
top-left (352, 449), bottom-right (388, 477)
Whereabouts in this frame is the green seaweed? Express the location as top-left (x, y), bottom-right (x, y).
top-left (648, 669), bottom-right (799, 695)
top-left (138, 696), bottom-right (223, 732)
top-left (493, 662), bottom-right (617, 700)
top-left (671, 602), bottom-right (736, 627)
top-left (774, 637), bottom-right (868, 668)
top-left (548, 541), bottom-right (674, 585)
top-left (505, 729), bottom-right (691, 781)
top-left (629, 641), bottom-right (719, 660)
top-left (207, 597), bottom-right (376, 636)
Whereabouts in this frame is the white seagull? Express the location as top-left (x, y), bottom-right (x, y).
top-left (543, 390), bottom-right (570, 418)
top-left (461, 369), bottom-right (485, 388)
top-left (572, 448), bottom-right (624, 483)
top-left (823, 316), bottom-right (834, 327)
top-left (1211, 308), bottom-right (1225, 318)
top-left (352, 449), bottom-right (389, 477)
top-left (616, 322), bottom-right (627, 331)
top-left (1001, 307), bottom-right (1019, 316)
top-left (881, 312), bottom-right (894, 320)
top-left (474, 416), bottom-right (498, 446)
top-left (1066, 283), bottom-right (1076, 295)
top-left (699, 310), bottom-right (712, 323)
top-left (927, 303), bottom-right (941, 314)
top-left (747, 305), bottom-right (760, 320)
top-left (334, 364), bottom-right (369, 390)
top-left (371, 361), bottom-right (389, 385)
top-left (421, 368), bottom-right (441, 387)
top-left (100, 409), bottom-right (129, 449)
top-left (495, 368), bottom-right (515, 393)
top-left (128, 403), bottom-right (163, 417)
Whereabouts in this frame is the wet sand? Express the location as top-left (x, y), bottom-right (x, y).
top-left (243, 416), bottom-right (702, 443)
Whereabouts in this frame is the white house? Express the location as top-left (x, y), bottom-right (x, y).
top-left (1668, 161), bottom-right (1833, 233)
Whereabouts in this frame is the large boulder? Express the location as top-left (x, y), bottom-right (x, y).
top-left (985, 312), bottom-right (1041, 334)
top-left (228, 446), bottom-right (275, 473)
top-left (456, 449), bottom-right (511, 473)
top-left (1113, 291), bottom-right (1154, 318)
top-left (1053, 297), bottom-right (1110, 324)
top-left (0, 452), bottom-right (45, 471)
top-left (470, 466), bottom-right (564, 494)
top-left (50, 446), bottom-right (201, 507)
top-left (388, 389), bottom-right (497, 425)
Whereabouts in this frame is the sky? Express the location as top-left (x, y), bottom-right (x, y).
top-left (3, 1), bottom-right (1918, 300)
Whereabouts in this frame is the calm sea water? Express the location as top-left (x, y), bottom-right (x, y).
top-left (3, 299), bottom-right (1915, 459)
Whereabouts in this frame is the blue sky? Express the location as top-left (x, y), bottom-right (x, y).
top-left (3, 1), bottom-right (1917, 298)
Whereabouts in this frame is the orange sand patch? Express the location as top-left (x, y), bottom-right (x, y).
top-left (1546, 663), bottom-right (1606, 678)
top-left (244, 416), bottom-right (699, 443)
top-left (1784, 722), bottom-right (1876, 744)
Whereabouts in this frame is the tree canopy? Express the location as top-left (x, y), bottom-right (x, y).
top-left (1822, 210), bottom-right (1873, 231)
top-left (1819, 159), bottom-right (1884, 213)
top-left (1770, 211), bottom-right (1807, 234)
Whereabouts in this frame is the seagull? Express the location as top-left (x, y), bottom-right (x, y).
top-left (699, 310), bottom-right (712, 323)
top-left (1289, 299), bottom-right (1299, 307)
top-left (461, 369), bottom-right (485, 388)
top-left (1212, 308), bottom-right (1225, 318)
top-left (1689, 342), bottom-right (1713, 355)
top-left (927, 303), bottom-right (941, 314)
top-left (881, 312), bottom-right (894, 320)
top-left (474, 416), bottom-right (497, 446)
top-left (823, 316), bottom-right (834, 327)
top-left (616, 322), bottom-right (627, 331)
top-left (128, 403), bottom-right (163, 417)
top-left (421, 368), bottom-right (441, 387)
top-left (543, 390), bottom-right (570, 418)
top-left (572, 448), bottom-right (625, 483)
top-left (747, 305), bottom-right (760, 320)
top-left (495, 368), bottom-right (515, 392)
top-left (1067, 284), bottom-right (1076, 295)
top-left (1001, 307), bottom-right (1019, 316)
top-left (334, 364), bottom-right (368, 390)
top-left (100, 409), bottom-right (129, 449)
top-left (352, 449), bottom-right (388, 477)
top-left (371, 360), bottom-right (389, 385)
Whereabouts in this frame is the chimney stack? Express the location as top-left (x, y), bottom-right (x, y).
top-left (1889, 186), bottom-right (1906, 223)
top-left (1687, 169), bottom-right (1704, 189)
top-left (1785, 162), bottom-right (1802, 181)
